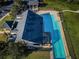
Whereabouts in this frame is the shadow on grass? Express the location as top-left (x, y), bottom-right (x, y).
top-left (0, 41), bottom-right (50, 59)
top-left (0, 1), bottom-right (13, 6)
top-left (39, 3), bottom-right (48, 7)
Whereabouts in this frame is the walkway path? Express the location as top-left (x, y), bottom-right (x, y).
top-left (0, 12), bottom-right (10, 21)
top-left (62, 10), bottom-right (79, 13)
top-left (50, 50), bottom-right (54, 59)
top-left (0, 30), bottom-right (10, 34)
top-left (0, 31), bottom-right (4, 34)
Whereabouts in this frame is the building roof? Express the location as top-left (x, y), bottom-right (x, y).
top-left (3, 21), bottom-right (18, 30)
top-left (3, 21), bottom-right (13, 29)
top-left (16, 10), bottom-right (43, 44)
top-left (27, 0), bottom-right (38, 5)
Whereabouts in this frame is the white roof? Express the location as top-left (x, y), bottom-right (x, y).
top-left (16, 10), bottom-right (28, 42)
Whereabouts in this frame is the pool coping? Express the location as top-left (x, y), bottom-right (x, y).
top-left (37, 10), bottom-right (71, 59)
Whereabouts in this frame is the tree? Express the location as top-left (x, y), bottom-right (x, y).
top-left (14, 0), bottom-right (22, 7)
top-left (10, 0), bottom-right (22, 16)
top-left (67, 0), bottom-right (79, 3)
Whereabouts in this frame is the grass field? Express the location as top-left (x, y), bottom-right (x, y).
top-left (0, 50), bottom-right (50, 59)
top-left (63, 12), bottom-right (79, 59)
top-left (24, 50), bottom-right (50, 59)
top-left (39, 0), bottom-right (79, 11)
top-left (0, 34), bottom-right (7, 42)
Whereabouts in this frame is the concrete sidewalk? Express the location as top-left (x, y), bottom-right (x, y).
top-left (62, 10), bottom-right (79, 13)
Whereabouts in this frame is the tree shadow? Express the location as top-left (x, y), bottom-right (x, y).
top-left (39, 3), bottom-right (48, 7)
top-left (0, 1), bottom-right (13, 6)
top-left (15, 42), bottom-right (40, 58)
top-left (0, 42), bottom-right (8, 53)
top-left (19, 46), bottom-right (40, 56)
top-left (0, 41), bottom-right (50, 59)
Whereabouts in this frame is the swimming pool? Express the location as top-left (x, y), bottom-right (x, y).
top-left (41, 13), bottom-right (66, 59)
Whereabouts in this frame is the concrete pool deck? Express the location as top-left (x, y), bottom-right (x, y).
top-left (37, 10), bottom-right (71, 59)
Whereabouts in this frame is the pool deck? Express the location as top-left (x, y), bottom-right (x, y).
top-left (37, 10), bottom-right (71, 59)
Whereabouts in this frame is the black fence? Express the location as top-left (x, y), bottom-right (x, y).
top-left (59, 12), bottom-right (76, 59)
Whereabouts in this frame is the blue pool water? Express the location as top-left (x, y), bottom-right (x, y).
top-left (41, 13), bottom-right (66, 59)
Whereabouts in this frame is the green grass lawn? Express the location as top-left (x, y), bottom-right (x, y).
top-left (24, 50), bottom-right (50, 59)
top-left (39, 0), bottom-right (79, 11)
top-left (63, 12), bottom-right (79, 59)
top-left (0, 50), bottom-right (50, 59)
